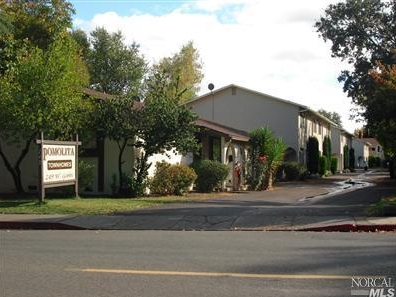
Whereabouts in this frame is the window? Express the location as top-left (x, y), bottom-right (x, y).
top-left (80, 135), bottom-right (99, 157)
top-left (209, 136), bottom-right (221, 162)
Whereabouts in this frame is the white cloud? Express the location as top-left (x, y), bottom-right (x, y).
top-left (73, 0), bottom-right (361, 132)
top-left (184, 0), bottom-right (251, 12)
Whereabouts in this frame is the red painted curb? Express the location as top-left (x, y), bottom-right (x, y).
top-left (297, 224), bottom-right (396, 232)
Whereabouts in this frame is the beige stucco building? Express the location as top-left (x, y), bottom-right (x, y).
top-left (361, 138), bottom-right (385, 161)
top-left (352, 138), bottom-right (370, 168)
top-left (148, 118), bottom-right (250, 191)
top-left (0, 137), bottom-right (136, 195)
top-left (331, 126), bottom-right (354, 171)
top-left (2, 85), bottom-right (372, 194)
top-left (186, 84), bottom-right (336, 165)
top-left (0, 89), bottom-right (137, 195)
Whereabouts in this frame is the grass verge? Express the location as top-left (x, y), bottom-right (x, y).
top-left (0, 193), bottom-right (230, 215)
top-left (367, 195), bottom-right (396, 216)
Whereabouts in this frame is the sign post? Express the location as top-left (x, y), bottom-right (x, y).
top-left (36, 133), bottom-right (81, 202)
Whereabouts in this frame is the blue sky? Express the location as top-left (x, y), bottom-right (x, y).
top-left (71, 0), bottom-right (243, 24)
top-left (71, 0), bottom-right (184, 19)
top-left (70, 0), bottom-right (360, 132)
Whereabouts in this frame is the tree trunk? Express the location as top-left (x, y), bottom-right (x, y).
top-left (266, 171), bottom-right (274, 190)
top-left (262, 171), bottom-right (274, 191)
top-left (136, 152), bottom-right (149, 187)
top-left (133, 151), bottom-right (151, 197)
top-left (117, 139), bottom-right (127, 192)
top-left (0, 137), bottom-right (34, 193)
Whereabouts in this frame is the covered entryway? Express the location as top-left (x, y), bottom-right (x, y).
top-left (194, 119), bottom-right (250, 191)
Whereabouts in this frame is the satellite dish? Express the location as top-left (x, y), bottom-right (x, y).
top-left (208, 83), bottom-right (214, 91)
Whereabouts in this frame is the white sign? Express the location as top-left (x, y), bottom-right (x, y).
top-left (351, 276), bottom-right (394, 297)
top-left (42, 144), bottom-right (76, 184)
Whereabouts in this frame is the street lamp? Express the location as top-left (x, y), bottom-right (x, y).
top-left (208, 83), bottom-right (214, 121)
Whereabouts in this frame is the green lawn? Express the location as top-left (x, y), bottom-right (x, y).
top-left (0, 193), bottom-right (229, 215)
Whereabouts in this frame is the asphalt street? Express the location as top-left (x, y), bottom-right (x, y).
top-left (1, 230), bottom-right (395, 297)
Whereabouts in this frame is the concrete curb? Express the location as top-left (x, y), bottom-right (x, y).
top-left (1, 220), bottom-right (395, 232)
top-left (0, 221), bottom-right (87, 230)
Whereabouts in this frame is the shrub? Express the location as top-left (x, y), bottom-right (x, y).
top-left (150, 161), bottom-right (197, 196)
top-left (192, 160), bottom-right (229, 193)
top-left (319, 156), bottom-right (327, 176)
top-left (349, 148), bottom-right (355, 170)
top-left (343, 145), bottom-right (349, 170)
top-left (330, 157), bottom-right (338, 174)
top-left (126, 175), bottom-right (148, 197)
top-left (277, 162), bottom-right (307, 181)
top-left (307, 137), bottom-right (319, 174)
top-left (368, 156), bottom-right (376, 168)
top-left (247, 127), bottom-right (286, 190)
top-left (369, 156), bottom-right (382, 168)
top-left (110, 173), bottom-right (118, 195)
top-left (78, 160), bottom-right (95, 192)
top-left (322, 136), bottom-right (332, 170)
top-left (376, 157), bottom-right (382, 167)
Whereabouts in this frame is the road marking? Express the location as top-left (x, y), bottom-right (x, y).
top-left (66, 268), bottom-right (352, 280)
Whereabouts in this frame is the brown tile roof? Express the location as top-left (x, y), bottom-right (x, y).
top-left (194, 118), bottom-right (250, 142)
top-left (82, 88), bottom-right (115, 100)
top-left (361, 138), bottom-right (381, 147)
top-left (82, 88), bottom-right (144, 109)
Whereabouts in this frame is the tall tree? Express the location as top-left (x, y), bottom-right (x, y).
top-left (94, 96), bottom-right (139, 192)
top-left (92, 70), bottom-right (199, 197)
top-left (70, 28), bottom-right (90, 61)
top-left (0, 0), bottom-right (91, 193)
top-left (318, 109), bottom-right (342, 127)
top-left (0, 0), bottom-right (75, 77)
top-left (88, 27), bottom-right (146, 96)
top-left (0, 35), bottom-right (90, 193)
top-left (368, 62), bottom-right (396, 156)
top-left (315, 0), bottom-right (396, 153)
top-left (132, 73), bottom-right (199, 196)
top-left (151, 41), bottom-right (204, 102)
top-left (0, 0), bottom-right (74, 47)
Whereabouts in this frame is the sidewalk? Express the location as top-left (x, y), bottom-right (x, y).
top-left (1, 212), bottom-right (395, 232)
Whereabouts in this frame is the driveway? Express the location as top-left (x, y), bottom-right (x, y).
top-left (102, 170), bottom-right (394, 230)
top-left (1, 170), bottom-right (394, 231)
